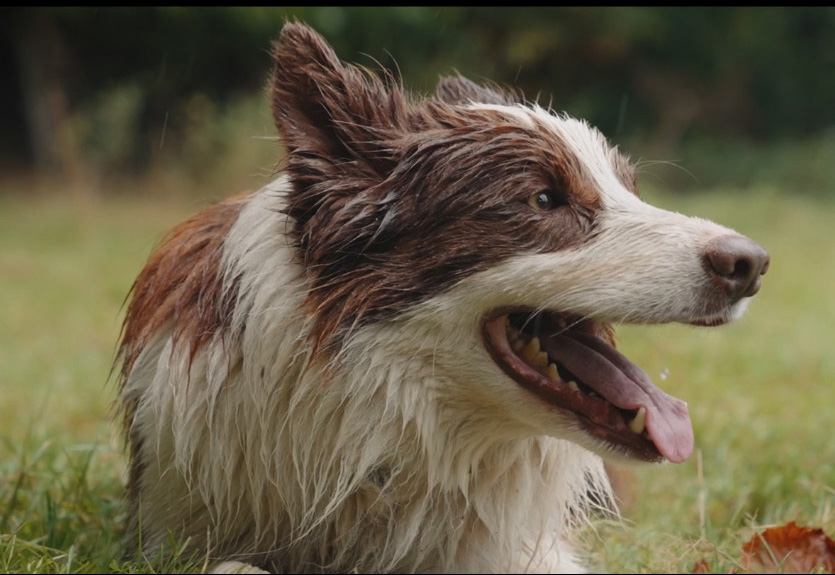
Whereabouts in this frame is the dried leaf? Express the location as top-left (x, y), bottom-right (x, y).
top-left (741, 521), bottom-right (835, 574)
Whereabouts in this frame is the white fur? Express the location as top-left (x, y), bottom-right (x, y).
top-left (123, 107), bottom-right (757, 573)
top-left (124, 176), bottom-right (610, 572)
top-left (538, 105), bottom-right (749, 323)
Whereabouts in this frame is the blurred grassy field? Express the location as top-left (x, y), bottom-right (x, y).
top-left (0, 178), bottom-right (833, 573)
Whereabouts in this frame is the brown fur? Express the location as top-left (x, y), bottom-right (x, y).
top-left (271, 24), bottom-right (613, 354)
top-left (112, 22), bottom-right (769, 573)
top-left (117, 194), bottom-right (247, 522)
top-left (118, 195), bottom-right (247, 376)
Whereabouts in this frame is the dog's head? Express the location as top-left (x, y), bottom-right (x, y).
top-left (270, 23), bottom-right (769, 465)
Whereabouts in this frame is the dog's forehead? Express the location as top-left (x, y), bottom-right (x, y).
top-left (467, 103), bottom-right (640, 206)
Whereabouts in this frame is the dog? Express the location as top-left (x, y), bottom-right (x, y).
top-left (115, 22), bottom-right (769, 573)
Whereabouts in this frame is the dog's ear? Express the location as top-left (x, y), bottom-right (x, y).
top-left (271, 23), bottom-right (415, 288)
top-left (270, 22), bottom-right (406, 181)
top-left (435, 74), bottom-right (519, 106)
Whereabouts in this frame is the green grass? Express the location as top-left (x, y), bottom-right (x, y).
top-left (0, 184), bottom-right (204, 573)
top-left (1, 179), bottom-right (833, 573)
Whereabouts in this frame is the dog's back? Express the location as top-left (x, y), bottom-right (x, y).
top-left (116, 23), bottom-right (768, 573)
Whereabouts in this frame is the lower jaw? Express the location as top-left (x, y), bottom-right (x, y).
top-left (481, 312), bottom-right (663, 462)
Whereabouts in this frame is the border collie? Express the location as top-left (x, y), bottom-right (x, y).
top-left (115, 22), bottom-right (769, 573)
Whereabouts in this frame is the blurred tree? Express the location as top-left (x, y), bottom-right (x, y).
top-left (1, 7), bottom-right (833, 183)
top-left (4, 9), bottom-right (77, 175)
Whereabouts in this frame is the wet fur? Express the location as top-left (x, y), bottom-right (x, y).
top-left (117, 23), bottom-right (760, 573)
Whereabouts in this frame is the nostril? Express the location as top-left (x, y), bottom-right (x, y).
top-left (703, 235), bottom-right (769, 300)
top-left (731, 259), bottom-right (751, 281)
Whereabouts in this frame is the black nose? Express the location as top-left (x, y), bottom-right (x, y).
top-left (702, 235), bottom-right (770, 301)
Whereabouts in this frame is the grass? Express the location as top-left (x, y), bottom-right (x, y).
top-left (1, 177), bottom-right (833, 573)
top-left (0, 184), bottom-right (198, 573)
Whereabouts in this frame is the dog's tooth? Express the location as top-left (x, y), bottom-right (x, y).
top-left (512, 337), bottom-right (525, 352)
top-left (567, 380), bottom-right (580, 392)
top-left (628, 407), bottom-right (647, 435)
top-left (521, 337), bottom-right (541, 363)
top-left (546, 363), bottom-right (558, 381)
top-left (506, 325), bottom-right (520, 343)
top-left (531, 350), bottom-right (549, 367)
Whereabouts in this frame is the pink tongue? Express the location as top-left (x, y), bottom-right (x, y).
top-left (541, 332), bottom-right (694, 463)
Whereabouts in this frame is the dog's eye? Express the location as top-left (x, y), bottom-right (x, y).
top-left (528, 191), bottom-right (556, 211)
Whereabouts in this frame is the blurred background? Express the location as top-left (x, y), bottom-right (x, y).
top-left (2, 6), bottom-right (835, 195)
top-left (1, 8), bottom-right (834, 573)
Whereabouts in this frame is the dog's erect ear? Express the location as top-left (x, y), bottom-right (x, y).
top-left (435, 74), bottom-right (519, 106)
top-left (270, 22), bottom-right (407, 180)
top-left (271, 23), bottom-right (416, 288)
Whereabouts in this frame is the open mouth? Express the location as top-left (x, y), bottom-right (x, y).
top-left (482, 310), bottom-right (694, 463)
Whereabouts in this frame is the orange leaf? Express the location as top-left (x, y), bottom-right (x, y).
top-left (741, 521), bottom-right (835, 574)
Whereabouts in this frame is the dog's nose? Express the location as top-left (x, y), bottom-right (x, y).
top-left (702, 235), bottom-right (770, 300)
